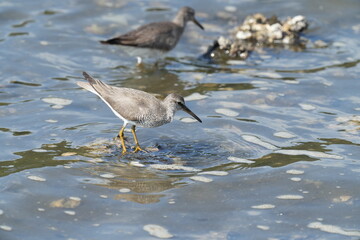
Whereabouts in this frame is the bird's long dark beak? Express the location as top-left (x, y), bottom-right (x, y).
top-left (192, 18), bottom-right (204, 30)
top-left (179, 102), bottom-right (202, 123)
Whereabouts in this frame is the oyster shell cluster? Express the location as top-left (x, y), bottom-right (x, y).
top-left (214, 13), bottom-right (309, 59)
top-left (234, 13), bottom-right (308, 44)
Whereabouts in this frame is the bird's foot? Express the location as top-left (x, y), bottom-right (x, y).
top-left (133, 145), bottom-right (147, 153)
top-left (120, 146), bottom-right (128, 155)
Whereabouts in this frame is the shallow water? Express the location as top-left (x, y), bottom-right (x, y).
top-left (1, 0), bottom-right (360, 239)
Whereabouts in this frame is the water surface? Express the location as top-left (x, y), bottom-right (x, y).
top-left (1, 0), bottom-right (360, 239)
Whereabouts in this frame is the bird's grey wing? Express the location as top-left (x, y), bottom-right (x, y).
top-left (102, 88), bottom-right (164, 123)
top-left (80, 72), bottom-right (166, 124)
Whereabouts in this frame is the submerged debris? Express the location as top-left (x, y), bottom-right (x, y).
top-left (49, 197), bottom-right (81, 208)
top-left (208, 13), bottom-right (310, 59)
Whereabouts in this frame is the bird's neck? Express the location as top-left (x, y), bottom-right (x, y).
top-left (164, 102), bottom-right (178, 123)
top-left (173, 14), bottom-right (187, 28)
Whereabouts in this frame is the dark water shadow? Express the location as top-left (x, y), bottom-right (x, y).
top-left (0, 141), bottom-right (78, 177)
top-left (109, 63), bottom-right (255, 97)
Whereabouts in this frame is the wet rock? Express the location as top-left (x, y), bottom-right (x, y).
top-left (205, 14), bottom-right (312, 60)
top-left (234, 14), bottom-right (308, 44)
top-left (216, 36), bottom-right (253, 59)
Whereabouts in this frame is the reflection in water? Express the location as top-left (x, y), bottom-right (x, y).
top-left (114, 65), bottom-right (186, 94)
top-left (111, 65), bottom-right (255, 97)
top-left (252, 153), bottom-right (314, 168)
top-left (75, 135), bottom-right (353, 203)
top-left (8, 32), bottom-right (29, 37)
top-left (86, 163), bottom-right (180, 204)
top-left (0, 127), bottom-right (31, 136)
top-left (9, 80), bottom-right (42, 87)
top-left (276, 59), bottom-right (360, 74)
top-left (247, 138), bottom-right (358, 167)
top-left (0, 141), bottom-right (80, 177)
top-left (114, 194), bottom-right (165, 204)
top-left (12, 19), bottom-right (34, 28)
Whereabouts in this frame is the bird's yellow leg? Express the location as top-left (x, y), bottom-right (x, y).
top-left (131, 125), bottom-right (146, 153)
top-left (118, 125), bottom-right (127, 154)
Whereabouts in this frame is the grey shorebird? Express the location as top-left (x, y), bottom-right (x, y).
top-left (77, 72), bottom-right (202, 154)
top-left (100, 6), bottom-right (204, 64)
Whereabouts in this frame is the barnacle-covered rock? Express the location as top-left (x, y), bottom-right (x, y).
top-left (203, 14), bottom-right (314, 61)
top-left (233, 14), bottom-right (308, 45)
top-left (217, 36), bottom-right (253, 59)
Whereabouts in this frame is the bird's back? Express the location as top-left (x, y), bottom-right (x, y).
top-left (101, 22), bottom-right (184, 51)
top-left (78, 73), bottom-right (169, 127)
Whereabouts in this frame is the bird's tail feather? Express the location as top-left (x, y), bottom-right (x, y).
top-left (100, 38), bottom-right (122, 45)
top-left (76, 81), bottom-right (97, 95)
